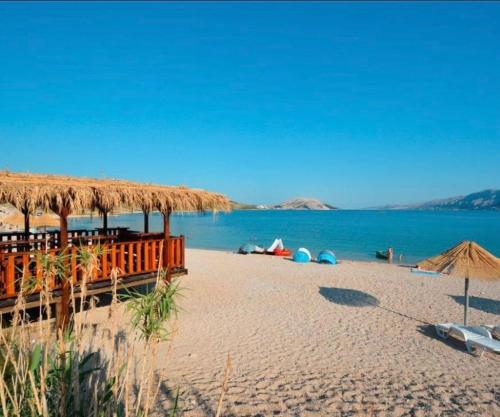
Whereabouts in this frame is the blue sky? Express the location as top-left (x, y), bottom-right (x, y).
top-left (0, 2), bottom-right (499, 209)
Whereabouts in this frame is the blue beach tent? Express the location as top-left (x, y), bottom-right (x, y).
top-left (293, 248), bottom-right (312, 263)
top-left (317, 250), bottom-right (337, 265)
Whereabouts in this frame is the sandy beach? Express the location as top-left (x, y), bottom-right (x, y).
top-left (86, 248), bottom-right (499, 417)
top-left (2, 3), bottom-right (499, 416)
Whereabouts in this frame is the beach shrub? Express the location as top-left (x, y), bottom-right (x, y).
top-left (122, 268), bottom-right (181, 342)
top-left (0, 248), bottom-right (181, 417)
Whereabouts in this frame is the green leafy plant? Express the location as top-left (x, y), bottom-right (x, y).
top-left (0, 249), bottom-right (183, 417)
top-left (121, 278), bottom-right (181, 342)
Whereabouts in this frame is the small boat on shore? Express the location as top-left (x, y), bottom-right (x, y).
top-left (267, 238), bottom-right (284, 253)
top-left (376, 250), bottom-right (389, 260)
top-left (238, 243), bottom-right (265, 255)
top-left (273, 248), bottom-right (292, 257)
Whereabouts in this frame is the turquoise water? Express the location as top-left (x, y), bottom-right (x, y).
top-left (69, 210), bottom-right (500, 264)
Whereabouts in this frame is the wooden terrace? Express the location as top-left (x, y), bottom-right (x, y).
top-left (0, 171), bottom-right (230, 327)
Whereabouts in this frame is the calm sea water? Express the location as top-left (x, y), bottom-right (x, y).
top-left (68, 210), bottom-right (500, 264)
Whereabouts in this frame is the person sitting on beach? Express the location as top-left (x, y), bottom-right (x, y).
top-left (387, 247), bottom-right (394, 263)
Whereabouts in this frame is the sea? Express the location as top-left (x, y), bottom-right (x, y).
top-left (68, 210), bottom-right (500, 264)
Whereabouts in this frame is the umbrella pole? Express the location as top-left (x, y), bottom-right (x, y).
top-left (464, 277), bottom-right (470, 326)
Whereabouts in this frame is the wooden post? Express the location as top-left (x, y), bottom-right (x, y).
top-left (162, 210), bottom-right (171, 279)
top-left (22, 208), bottom-right (30, 236)
top-left (102, 210), bottom-right (108, 235)
top-left (143, 210), bottom-right (149, 233)
top-left (180, 235), bottom-right (185, 269)
top-left (22, 208), bottom-right (30, 251)
top-left (57, 206), bottom-right (70, 330)
top-left (464, 277), bottom-right (470, 326)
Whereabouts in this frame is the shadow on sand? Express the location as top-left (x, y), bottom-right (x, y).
top-left (319, 286), bottom-right (430, 324)
top-left (0, 282), bottom-right (158, 327)
top-left (449, 295), bottom-right (500, 316)
top-left (319, 287), bottom-right (380, 307)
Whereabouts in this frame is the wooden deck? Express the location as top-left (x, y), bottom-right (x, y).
top-left (0, 228), bottom-right (186, 317)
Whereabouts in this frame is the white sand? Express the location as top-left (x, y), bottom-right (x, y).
top-left (163, 249), bottom-right (500, 416)
top-left (95, 249), bottom-right (500, 416)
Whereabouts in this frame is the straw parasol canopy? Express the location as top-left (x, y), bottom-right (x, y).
top-left (418, 241), bottom-right (500, 325)
top-left (0, 171), bottom-right (231, 216)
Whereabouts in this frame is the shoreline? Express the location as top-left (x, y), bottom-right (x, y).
top-left (184, 246), bottom-right (417, 267)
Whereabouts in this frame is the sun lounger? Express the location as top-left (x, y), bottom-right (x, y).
top-left (410, 268), bottom-right (439, 276)
top-left (482, 325), bottom-right (500, 340)
top-left (435, 323), bottom-right (500, 355)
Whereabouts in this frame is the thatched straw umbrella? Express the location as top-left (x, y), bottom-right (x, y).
top-left (418, 241), bottom-right (500, 326)
top-left (0, 170), bottom-right (231, 220)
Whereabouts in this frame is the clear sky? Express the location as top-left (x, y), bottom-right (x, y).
top-left (0, 2), bottom-right (499, 209)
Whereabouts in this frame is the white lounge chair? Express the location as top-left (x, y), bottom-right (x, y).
top-left (482, 325), bottom-right (500, 340)
top-left (435, 323), bottom-right (500, 355)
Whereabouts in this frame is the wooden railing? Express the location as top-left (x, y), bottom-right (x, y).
top-left (0, 236), bottom-right (185, 300)
top-left (0, 227), bottom-right (130, 253)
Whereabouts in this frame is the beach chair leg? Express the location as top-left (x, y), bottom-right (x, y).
top-left (436, 327), bottom-right (448, 339)
top-left (465, 339), bottom-right (473, 353)
top-left (471, 346), bottom-right (485, 357)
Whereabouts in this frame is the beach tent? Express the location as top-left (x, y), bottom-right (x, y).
top-left (293, 247), bottom-right (311, 263)
top-left (317, 250), bottom-right (337, 265)
top-left (267, 238), bottom-right (284, 252)
top-left (418, 241), bottom-right (500, 326)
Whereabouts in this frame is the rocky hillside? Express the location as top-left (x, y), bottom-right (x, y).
top-left (274, 198), bottom-right (337, 210)
top-left (231, 201), bottom-right (268, 210)
top-left (378, 189), bottom-right (499, 211)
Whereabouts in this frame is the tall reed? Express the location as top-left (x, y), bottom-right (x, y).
top-left (0, 246), bottom-right (181, 417)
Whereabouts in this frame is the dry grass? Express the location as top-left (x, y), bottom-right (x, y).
top-left (0, 171), bottom-right (231, 216)
top-left (0, 247), bottom-right (187, 417)
top-left (214, 354), bottom-right (232, 417)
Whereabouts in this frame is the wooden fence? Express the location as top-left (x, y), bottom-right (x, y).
top-left (0, 236), bottom-right (185, 300)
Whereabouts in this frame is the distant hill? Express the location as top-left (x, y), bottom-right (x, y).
top-left (375, 189), bottom-right (500, 211)
top-left (230, 201), bottom-right (271, 210)
top-left (274, 198), bottom-right (337, 210)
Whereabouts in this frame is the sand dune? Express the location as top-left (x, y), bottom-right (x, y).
top-left (92, 249), bottom-right (499, 416)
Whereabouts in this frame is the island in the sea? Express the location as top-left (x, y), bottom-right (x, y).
top-left (231, 197), bottom-right (337, 210)
top-left (273, 197), bottom-right (337, 210)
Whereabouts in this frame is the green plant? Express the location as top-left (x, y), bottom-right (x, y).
top-left (0, 249), bottom-right (182, 417)
top-left (122, 278), bottom-right (181, 342)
